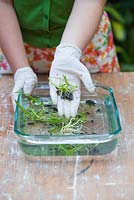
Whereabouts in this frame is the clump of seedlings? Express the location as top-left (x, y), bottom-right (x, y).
top-left (16, 94), bottom-right (87, 135)
top-left (16, 76), bottom-right (100, 135)
top-left (50, 75), bottom-right (78, 100)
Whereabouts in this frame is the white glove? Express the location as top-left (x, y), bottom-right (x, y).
top-left (11, 66), bottom-right (38, 110)
top-left (49, 43), bottom-right (95, 118)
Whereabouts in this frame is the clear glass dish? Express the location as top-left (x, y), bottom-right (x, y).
top-left (14, 82), bottom-right (121, 156)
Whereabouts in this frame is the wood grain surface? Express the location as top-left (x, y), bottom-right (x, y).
top-left (0, 73), bottom-right (134, 200)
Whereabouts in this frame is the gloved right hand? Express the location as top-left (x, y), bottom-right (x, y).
top-left (11, 66), bottom-right (38, 111)
top-left (49, 43), bottom-right (95, 118)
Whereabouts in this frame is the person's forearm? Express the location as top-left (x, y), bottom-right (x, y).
top-left (0, 0), bottom-right (29, 73)
top-left (61, 0), bottom-right (106, 50)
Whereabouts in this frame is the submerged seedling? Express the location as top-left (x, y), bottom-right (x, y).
top-left (16, 93), bottom-right (87, 135)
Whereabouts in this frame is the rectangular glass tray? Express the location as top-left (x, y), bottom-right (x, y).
top-left (14, 82), bottom-right (121, 156)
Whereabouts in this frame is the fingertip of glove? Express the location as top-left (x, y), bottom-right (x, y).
top-left (49, 85), bottom-right (58, 105)
top-left (70, 98), bottom-right (79, 118)
top-left (57, 96), bottom-right (64, 116)
top-left (79, 71), bottom-right (93, 86)
top-left (87, 85), bottom-right (96, 93)
top-left (81, 75), bottom-right (95, 93)
top-left (50, 91), bottom-right (58, 105)
top-left (23, 87), bottom-right (33, 94)
top-left (64, 101), bottom-right (71, 118)
top-left (10, 93), bottom-right (17, 112)
top-left (71, 111), bottom-right (77, 118)
top-left (58, 106), bottom-right (64, 117)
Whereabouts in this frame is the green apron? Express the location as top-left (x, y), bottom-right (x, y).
top-left (13, 0), bottom-right (74, 48)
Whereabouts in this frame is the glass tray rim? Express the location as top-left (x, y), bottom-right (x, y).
top-left (14, 82), bottom-right (122, 144)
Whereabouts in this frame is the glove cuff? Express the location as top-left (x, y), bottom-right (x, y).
top-left (56, 43), bottom-right (82, 60)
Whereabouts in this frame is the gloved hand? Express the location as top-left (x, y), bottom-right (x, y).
top-left (49, 43), bottom-right (95, 118)
top-left (11, 66), bottom-right (38, 110)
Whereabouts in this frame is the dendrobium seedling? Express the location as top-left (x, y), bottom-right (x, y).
top-left (15, 76), bottom-right (96, 135)
top-left (15, 93), bottom-right (87, 135)
top-left (50, 75), bottom-right (78, 100)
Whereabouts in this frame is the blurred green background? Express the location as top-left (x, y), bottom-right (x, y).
top-left (106, 0), bottom-right (134, 71)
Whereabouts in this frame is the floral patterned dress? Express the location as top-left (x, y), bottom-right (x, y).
top-left (0, 12), bottom-right (120, 74)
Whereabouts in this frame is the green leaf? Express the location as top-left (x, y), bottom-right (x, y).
top-left (111, 20), bottom-right (126, 41)
top-left (105, 6), bottom-right (125, 24)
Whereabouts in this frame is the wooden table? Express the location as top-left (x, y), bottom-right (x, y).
top-left (0, 73), bottom-right (134, 200)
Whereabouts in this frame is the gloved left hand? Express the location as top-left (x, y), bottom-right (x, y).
top-left (11, 66), bottom-right (38, 111)
top-left (49, 43), bottom-right (95, 118)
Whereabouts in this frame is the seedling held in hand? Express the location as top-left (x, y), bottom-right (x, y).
top-left (50, 75), bottom-right (78, 100)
